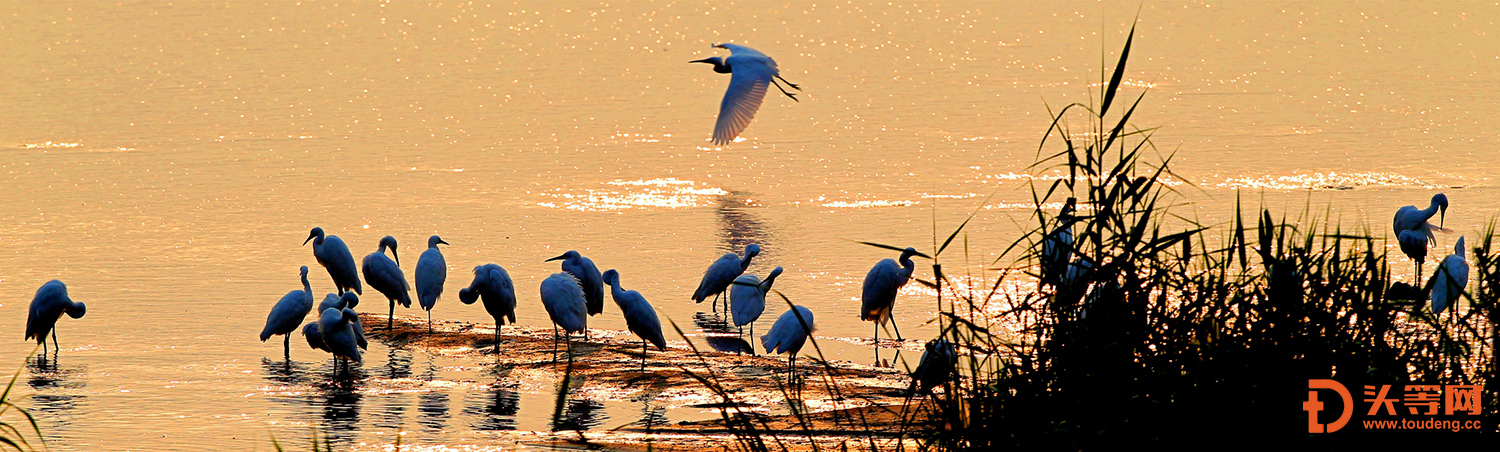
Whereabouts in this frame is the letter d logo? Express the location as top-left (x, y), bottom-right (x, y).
top-left (1305, 379), bottom-right (1352, 433)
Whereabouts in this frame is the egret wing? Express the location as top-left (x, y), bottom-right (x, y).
top-left (712, 62), bottom-right (773, 146)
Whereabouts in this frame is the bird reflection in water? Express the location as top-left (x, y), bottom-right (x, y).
top-left (315, 366), bottom-right (364, 450)
top-left (463, 385), bottom-right (520, 431)
top-left (551, 399), bottom-right (606, 432)
top-left (416, 357), bottom-right (450, 433)
top-left (27, 356), bottom-right (86, 433)
top-left (384, 346), bottom-right (413, 380)
top-left (694, 312), bottom-right (755, 354)
top-left (260, 357), bottom-right (315, 387)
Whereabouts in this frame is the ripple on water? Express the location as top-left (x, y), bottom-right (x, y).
top-left (535, 178), bottom-right (729, 212)
top-left (1213, 171), bottom-right (1443, 191)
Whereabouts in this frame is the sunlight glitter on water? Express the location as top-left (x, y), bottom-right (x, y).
top-left (535, 178), bottom-right (729, 212)
top-left (1213, 171), bottom-right (1440, 191)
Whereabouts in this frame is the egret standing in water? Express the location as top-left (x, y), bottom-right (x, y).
top-left (362, 235), bottom-right (412, 330)
top-left (730, 266), bottom-right (783, 340)
top-left (762, 305), bottom-right (815, 377)
top-left (25, 280), bottom-right (87, 356)
top-left (318, 292), bottom-right (367, 350)
top-left (909, 339), bottom-right (958, 396)
top-left (319, 307), bottom-right (363, 370)
top-left (691, 43), bottom-right (801, 146)
top-left (540, 272), bottom-right (589, 362)
top-left (1432, 236), bottom-right (1470, 315)
top-left (304, 227), bottom-right (362, 295)
top-left (260, 266), bottom-right (315, 360)
top-left (415, 235), bottom-right (450, 332)
top-left (545, 250), bottom-right (605, 321)
top-left (1398, 230), bottom-right (1430, 285)
top-left (458, 263), bottom-right (518, 353)
top-left (1393, 194), bottom-right (1451, 282)
top-left (862, 247), bottom-right (927, 345)
top-left (603, 270), bottom-right (666, 370)
top-left (692, 243), bottom-right (760, 313)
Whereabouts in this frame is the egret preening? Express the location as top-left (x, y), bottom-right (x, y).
top-left (862, 247), bottom-right (926, 344)
top-left (458, 264), bottom-right (518, 353)
top-left (692, 243), bottom-right (761, 312)
top-left (260, 266), bottom-right (315, 360)
top-left (602, 269), bottom-right (667, 371)
top-left (304, 227), bottom-right (362, 295)
top-left (762, 305), bottom-right (815, 376)
top-left (362, 235), bottom-right (412, 330)
top-left (1042, 198), bottom-right (1078, 286)
top-left (1432, 236), bottom-right (1470, 315)
top-left (540, 273), bottom-right (589, 362)
top-left (25, 280), bottom-right (87, 356)
top-left (730, 266), bottom-right (783, 340)
top-left (545, 250), bottom-right (605, 319)
top-left (691, 43), bottom-right (801, 146)
top-left (303, 321), bottom-right (327, 352)
top-left (318, 307), bottom-right (363, 369)
top-left (1393, 194), bottom-right (1452, 281)
top-left (416, 235), bottom-right (450, 332)
top-left (319, 292), bottom-right (367, 350)
top-left (910, 339), bottom-right (958, 395)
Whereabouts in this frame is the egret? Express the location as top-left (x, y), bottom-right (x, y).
top-left (540, 272), bottom-right (589, 361)
top-left (1398, 230), bottom-right (1430, 284)
top-left (909, 339), bottom-right (957, 395)
top-left (25, 280), bottom-right (87, 356)
top-left (1393, 194), bottom-right (1452, 281)
top-left (319, 307), bottom-right (363, 369)
top-left (1431, 236), bottom-right (1469, 315)
top-left (458, 263), bottom-right (518, 353)
top-left (602, 269), bottom-right (666, 371)
top-left (260, 266), bottom-right (315, 360)
top-left (545, 250), bottom-right (605, 319)
top-left (416, 235), bottom-right (450, 332)
top-left (362, 235), bottom-right (412, 330)
top-left (762, 305), bottom-right (815, 376)
top-left (691, 243), bottom-right (760, 312)
top-left (304, 227), bottom-right (362, 295)
top-left (691, 43), bottom-right (801, 146)
top-left (862, 247), bottom-right (926, 344)
top-left (730, 266), bottom-right (783, 340)
top-left (303, 321), bottom-right (328, 352)
top-left (319, 292), bottom-right (367, 350)
top-left (1042, 198), bottom-right (1078, 286)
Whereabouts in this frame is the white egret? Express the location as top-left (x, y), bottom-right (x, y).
top-left (545, 250), bottom-right (605, 319)
top-left (318, 307), bottom-right (363, 368)
top-left (1393, 194), bottom-right (1452, 282)
top-left (762, 305), bottom-right (815, 375)
top-left (1398, 230), bottom-right (1430, 285)
top-left (602, 269), bottom-right (667, 371)
top-left (730, 266), bottom-right (783, 340)
top-left (691, 43), bottom-right (801, 146)
top-left (862, 247), bottom-right (926, 344)
top-left (362, 235), bottom-right (412, 330)
top-left (1431, 236), bottom-right (1469, 315)
top-left (304, 227), bottom-right (362, 295)
top-left (458, 263), bottom-right (518, 353)
top-left (692, 243), bottom-right (761, 312)
top-left (260, 266), bottom-right (315, 359)
top-left (416, 235), bottom-right (450, 331)
top-left (25, 280), bottom-right (87, 356)
top-left (909, 339), bottom-right (957, 395)
top-left (319, 292), bottom-right (367, 350)
top-left (302, 321), bottom-right (327, 352)
top-left (540, 272), bottom-right (589, 361)
top-left (1042, 198), bottom-right (1078, 286)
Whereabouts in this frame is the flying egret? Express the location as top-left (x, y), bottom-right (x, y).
top-left (362, 235), bottom-right (412, 330)
top-left (1431, 236), bottom-right (1469, 315)
top-left (458, 263), bottom-right (518, 353)
top-left (416, 235), bottom-right (450, 332)
top-left (730, 266), bottom-right (783, 340)
top-left (862, 247), bottom-right (926, 344)
top-left (304, 227), bottom-right (362, 295)
top-left (1398, 230), bottom-right (1430, 285)
top-left (691, 43), bottom-right (801, 146)
top-left (319, 292), bottom-right (367, 350)
top-left (545, 250), bottom-right (605, 319)
top-left (260, 266), bottom-right (315, 360)
top-left (540, 272), bottom-right (589, 361)
top-left (602, 269), bottom-right (667, 371)
top-left (25, 280), bottom-right (87, 356)
top-left (762, 305), bottom-right (815, 376)
top-left (909, 339), bottom-right (958, 395)
top-left (319, 307), bottom-right (363, 369)
top-left (691, 243), bottom-right (761, 312)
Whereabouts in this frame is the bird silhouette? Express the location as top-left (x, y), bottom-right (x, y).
top-left (603, 269), bottom-right (666, 370)
top-left (909, 339), bottom-right (957, 395)
top-left (545, 250), bottom-right (605, 318)
top-left (319, 307), bottom-right (363, 369)
top-left (25, 280), bottom-right (87, 356)
top-left (458, 263), bottom-right (518, 353)
top-left (362, 235), bottom-right (412, 330)
top-left (304, 227), bottom-right (362, 295)
top-left (692, 243), bottom-right (760, 312)
top-left (862, 247), bottom-right (925, 344)
top-left (1432, 236), bottom-right (1470, 315)
top-left (730, 266), bottom-right (783, 341)
top-left (540, 272), bottom-right (589, 361)
top-left (691, 43), bottom-right (801, 146)
top-left (260, 266), bottom-right (315, 360)
top-left (416, 235), bottom-right (450, 331)
top-left (762, 305), bottom-right (815, 376)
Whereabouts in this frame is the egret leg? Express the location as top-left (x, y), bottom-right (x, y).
top-left (775, 74), bottom-right (801, 91)
top-left (874, 323), bottom-right (880, 364)
top-left (494, 325), bottom-right (500, 354)
top-left (552, 324), bottom-right (559, 363)
top-left (711, 292), bottom-right (720, 313)
top-left (428, 311), bottom-right (432, 333)
top-left (388, 301), bottom-right (395, 330)
top-left (891, 317), bottom-right (904, 341)
top-left (770, 79), bottom-right (799, 102)
top-left (284, 334), bottom-right (291, 361)
top-left (641, 339), bottom-right (648, 372)
top-left (51, 328), bottom-right (59, 355)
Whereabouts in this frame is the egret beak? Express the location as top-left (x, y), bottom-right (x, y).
top-left (302, 233), bottom-right (315, 246)
top-left (913, 251), bottom-right (933, 259)
top-left (438, 239), bottom-right (450, 246)
top-left (545, 254), bottom-right (567, 262)
top-left (392, 249), bottom-right (400, 267)
top-left (689, 58), bottom-right (714, 64)
top-left (1440, 206), bottom-right (1448, 228)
